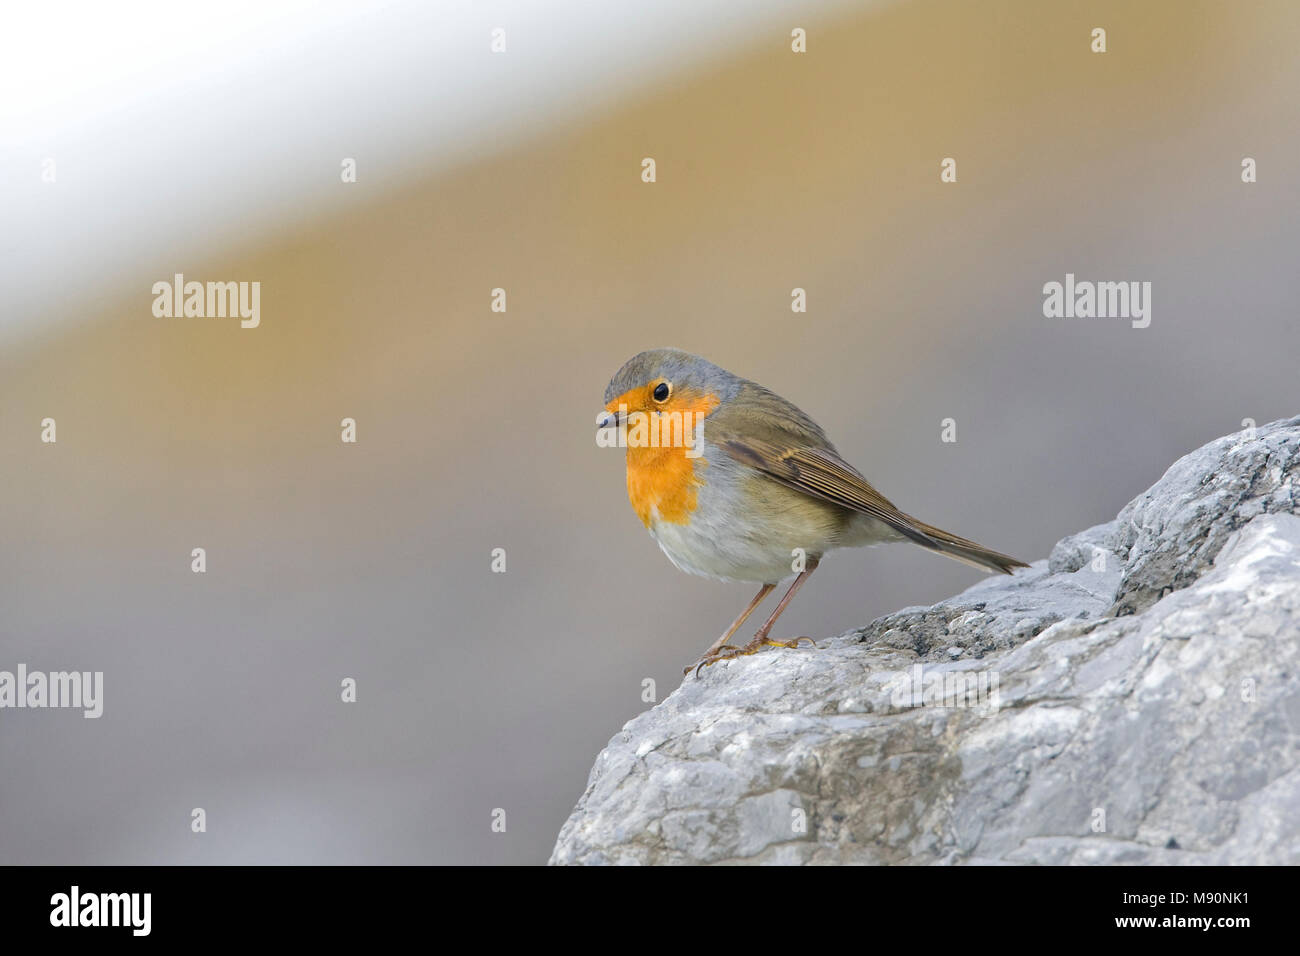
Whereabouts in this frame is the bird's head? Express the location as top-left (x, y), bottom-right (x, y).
top-left (598, 348), bottom-right (736, 430)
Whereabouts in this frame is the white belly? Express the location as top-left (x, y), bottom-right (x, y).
top-left (647, 514), bottom-right (800, 583)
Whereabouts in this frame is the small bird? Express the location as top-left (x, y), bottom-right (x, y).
top-left (598, 349), bottom-right (1027, 676)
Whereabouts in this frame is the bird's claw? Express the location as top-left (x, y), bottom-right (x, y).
top-left (685, 636), bottom-right (818, 678)
top-left (767, 636), bottom-right (817, 650)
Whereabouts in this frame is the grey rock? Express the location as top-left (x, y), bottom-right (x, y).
top-left (550, 417), bottom-right (1300, 865)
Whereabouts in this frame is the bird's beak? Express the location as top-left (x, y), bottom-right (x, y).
top-left (596, 409), bottom-right (624, 431)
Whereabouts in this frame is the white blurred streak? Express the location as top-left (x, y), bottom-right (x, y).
top-left (0, 0), bottom-right (872, 344)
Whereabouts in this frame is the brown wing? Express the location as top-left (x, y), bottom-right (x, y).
top-left (708, 382), bottom-right (1027, 574)
top-left (720, 436), bottom-right (941, 550)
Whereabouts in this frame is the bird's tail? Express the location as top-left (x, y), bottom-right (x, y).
top-left (902, 515), bottom-right (1029, 575)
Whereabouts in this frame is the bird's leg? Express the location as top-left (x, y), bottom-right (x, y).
top-left (691, 559), bottom-right (821, 676)
top-left (704, 584), bottom-right (774, 656)
top-left (747, 557), bottom-right (819, 648)
top-left (684, 583), bottom-right (774, 675)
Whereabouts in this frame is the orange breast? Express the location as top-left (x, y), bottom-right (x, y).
top-left (606, 387), bottom-right (720, 527)
top-left (626, 443), bottom-right (705, 527)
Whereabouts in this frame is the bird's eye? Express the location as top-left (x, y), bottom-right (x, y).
top-left (652, 382), bottom-right (671, 402)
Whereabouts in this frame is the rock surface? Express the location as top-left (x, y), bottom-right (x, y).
top-left (550, 417), bottom-right (1300, 865)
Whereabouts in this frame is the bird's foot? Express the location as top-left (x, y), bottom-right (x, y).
top-left (686, 636), bottom-right (818, 678)
top-left (683, 645), bottom-right (741, 676)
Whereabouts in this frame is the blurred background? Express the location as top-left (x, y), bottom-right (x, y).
top-left (2, 0), bottom-right (1298, 864)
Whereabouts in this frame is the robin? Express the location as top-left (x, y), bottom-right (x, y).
top-left (598, 348), bottom-right (1028, 677)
